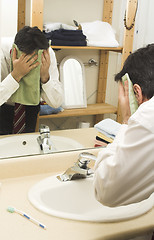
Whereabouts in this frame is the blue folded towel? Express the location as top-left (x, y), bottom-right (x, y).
top-left (40, 105), bottom-right (63, 115)
top-left (94, 118), bottom-right (121, 139)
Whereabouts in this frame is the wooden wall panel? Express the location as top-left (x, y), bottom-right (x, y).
top-left (30, 0), bottom-right (44, 30)
top-left (117, 0), bottom-right (138, 122)
top-left (18, 0), bottom-right (26, 31)
top-left (95, 0), bottom-right (114, 122)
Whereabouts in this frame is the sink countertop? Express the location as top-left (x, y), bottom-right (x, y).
top-left (0, 128), bottom-right (154, 240)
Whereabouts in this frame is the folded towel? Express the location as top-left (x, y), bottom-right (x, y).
top-left (51, 39), bottom-right (87, 46)
top-left (122, 73), bottom-right (138, 115)
top-left (97, 132), bottom-right (113, 143)
top-left (53, 29), bottom-right (85, 36)
top-left (51, 30), bottom-right (87, 41)
top-left (94, 118), bottom-right (121, 139)
top-left (10, 44), bottom-right (43, 105)
top-left (44, 29), bottom-right (87, 46)
top-left (94, 139), bottom-right (108, 147)
top-left (96, 136), bottom-right (111, 144)
top-left (81, 20), bottom-right (119, 47)
top-left (43, 22), bottom-right (76, 32)
top-left (40, 105), bottom-right (63, 115)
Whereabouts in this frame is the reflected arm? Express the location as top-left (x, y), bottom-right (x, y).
top-left (41, 48), bottom-right (63, 108)
top-left (0, 49), bottom-right (19, 106)
top-left (0, 75), bottom-right (19, 106)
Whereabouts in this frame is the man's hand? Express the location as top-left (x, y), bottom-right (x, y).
top-left (40, 49), bottom-right (50, 84)
top-left (118, 80), bottom-right (131, 124)
top-left (11, 48), bottom-right (40, 82)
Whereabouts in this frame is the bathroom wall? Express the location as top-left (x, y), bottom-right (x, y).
top-left (133, 0), bottom-right (154, 50)
top-left (1, 0), bottom-right (18, 37)
top-left (0, 0), bottom-right (18, 83)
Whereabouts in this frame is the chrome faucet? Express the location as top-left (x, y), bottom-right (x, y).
top-left (57, 152), bottom-right (97, 182)
top-left (37, 124), bottom-right (52, 154)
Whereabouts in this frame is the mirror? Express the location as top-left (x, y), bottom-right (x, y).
top-left (0, 2), bottom-right (96, 159)
top-left (0, 42), bottom-right (97, 159)
top-left (0, 38), bottom-right (97, 159)
top-left (60, 56), bottom-right (87, 109)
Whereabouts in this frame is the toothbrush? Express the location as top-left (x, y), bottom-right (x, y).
top-left (7, 206), bottom-right (46, 230)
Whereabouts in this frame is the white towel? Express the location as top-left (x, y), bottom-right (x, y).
top-left (43, 22), bottom-right (76, 32)
top-left (81, 20), bottom-right (119, 47)
top-left (94, 118), bottom-right (121, 139)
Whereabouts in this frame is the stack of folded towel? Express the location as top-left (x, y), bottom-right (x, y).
top-left (43, 22), bottom-right (87, 46)
top-left (43, 20), bottom-right (119, 47)
top-left (94, 132), bottom-right (113, 147)
top-left (44, 29), bottom-right (87, 46)
top-left (94, 118), bottom-right (121, 147)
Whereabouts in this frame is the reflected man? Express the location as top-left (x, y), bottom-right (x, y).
top-left (0, 26), bottom-right (63, 135)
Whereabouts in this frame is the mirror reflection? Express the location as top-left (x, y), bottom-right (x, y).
top-left (60, 56), bottom-right (87, 109)
top-left (0, 38), bottom-right (96, 159)
top-left (0, 28), bottom-right (63, 136)
top-left (0, 132), bottom-right (84, 159)
top-left (0, 3), bottom-right (95, 160)
top-left (0, 127), bottom-right (98, 159)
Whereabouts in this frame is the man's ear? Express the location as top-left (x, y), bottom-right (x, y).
top-left (133, 84), bottom-right (143, 105)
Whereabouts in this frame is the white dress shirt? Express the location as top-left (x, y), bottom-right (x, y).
top-left (0, 42), bottom-right (63, 107)
top-left (94, 96), bottom-right (154, 207)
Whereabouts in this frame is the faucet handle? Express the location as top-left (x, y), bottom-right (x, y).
top-left (39, 124), bottom-right (50, 134)
top-left (77, 152), bottom-right (97, 169)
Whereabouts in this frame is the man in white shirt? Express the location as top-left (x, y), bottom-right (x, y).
top-left (94, 44), bottom-right (154, 240)
top-left (0, 26), bottom-right (63, 134)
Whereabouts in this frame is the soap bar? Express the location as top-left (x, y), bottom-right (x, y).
top-left (122, 73), bottom-right (138, 115)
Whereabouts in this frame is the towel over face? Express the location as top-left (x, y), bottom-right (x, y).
top-left (10, 44), bottom-right (43, 105)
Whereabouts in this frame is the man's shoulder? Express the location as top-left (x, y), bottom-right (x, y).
top-left (130, 97), bottom-right (154, 134)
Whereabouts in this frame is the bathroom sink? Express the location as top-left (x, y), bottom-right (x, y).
top-left (28, 175), bottom-right (154, 222)
top-left (0, 134), bottom-right (83, 159)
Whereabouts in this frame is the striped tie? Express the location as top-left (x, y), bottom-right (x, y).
top-left (13, 103), bottom-right (26, 134)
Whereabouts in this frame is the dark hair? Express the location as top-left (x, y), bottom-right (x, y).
top-left (115, 44), bottom-right (154, 99)
top-left (14, 26), bottom-right (49, 54)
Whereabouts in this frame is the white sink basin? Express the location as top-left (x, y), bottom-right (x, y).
top-left (0, 134), bottom-right (83, 159)
top-left (28, 175), bottom-right (154, 222)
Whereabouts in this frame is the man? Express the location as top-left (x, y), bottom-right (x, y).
top-left (94, 44), bottom-right (154, 240)
top-left (0, 26), bottom-right (63, 134)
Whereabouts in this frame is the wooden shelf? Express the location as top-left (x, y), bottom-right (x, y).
top-left (39, 103), bottom-right (117, 119)
top-left (51, 45), bottom-right (123, 53)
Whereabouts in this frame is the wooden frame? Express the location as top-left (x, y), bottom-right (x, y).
top-left (117, 0), bottom-right (138, 122)
top-left (18, 0), bottom-right (137, 129)
top-left (30, 0), bottom-right (44, 30)
top-left (18, 0), bottom-right (26, 31)
top-left (95, 0), bottom-right (113, 123)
